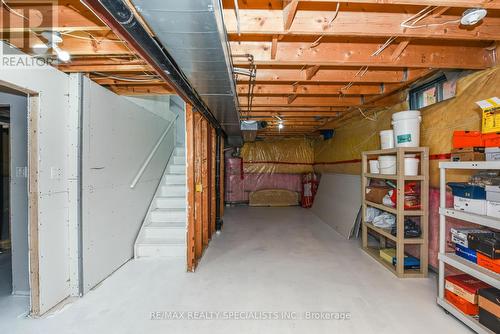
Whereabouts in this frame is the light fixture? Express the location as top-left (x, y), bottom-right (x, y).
top-left (32, 31), bottom-right (71, 62)
top-left (278, 121), bottom-right (284, 130)
top-left (460, 8), bottom-right (487, 26)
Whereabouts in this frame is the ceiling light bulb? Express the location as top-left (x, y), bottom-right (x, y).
top-left (460, 8), bottom-right (487, 26)
top-left (278, 122), bottom-right (284, 129)
top-left (53, 45), bottom-right (71, 62)
top-left (32, 43), bottom-right (48, 55)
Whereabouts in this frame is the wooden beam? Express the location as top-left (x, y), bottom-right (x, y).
top-left (230, 41), bottom-right (493, 69)
top-left (223, 9), bottom-right (500, 41)
top-left (241, 96), bottom-right (361, 107)
top-left (57, 64), bottom-right (153, 73)
top-left (108, 85), bottom-right (174, 95)
top-left (305, 65), bottom-right (320, 80)
top-left (283, 0), bottom-right (299, 30)
top-left (243, 111), bottom-right (341, 117)
top-left (390, 39), bottom-right (411, 62)
top-left (238, 83), bottom-right (385, 95)
top-left (271, 35), bottom-right (278, 59)
top-left (298, 1), bottom-right (500, 9)
top-left (236, 68), bottom-right (426, 84)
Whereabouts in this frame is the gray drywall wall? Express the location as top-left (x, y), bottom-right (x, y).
top-left (311, 173), bottom-right (361, 239)
top-left (0, 89), bottom-right (29, 295)
top-left (0, 43), bottom-right (74, 313)
top-left (169, 96), bottom-right (185, 145)
top-left (81, 77), bottom-right (175, 293)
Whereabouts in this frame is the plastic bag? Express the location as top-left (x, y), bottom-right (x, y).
top-left (372, 212), bottom-right (396, 229)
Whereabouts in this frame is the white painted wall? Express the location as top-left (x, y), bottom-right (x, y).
top-left (81, 77), bottom-right (176, 293)
top-left (0, 43), bottom-right (73, 313)
top-left (0, 89), bottom-right (29, 295)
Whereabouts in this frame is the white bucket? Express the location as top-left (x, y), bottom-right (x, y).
top-left (391, 110), bottom-right (421, 147)
top-left (378, 155), bottom-right (397, 175)
top-left (379, 130), bottom-right (395, 149)
top-left (369, 160), bottom-right (380, 174)
top-left (404, 158), bottom-right (420, 176)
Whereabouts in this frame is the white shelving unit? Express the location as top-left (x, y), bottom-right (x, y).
top-left (438, 161), bottom-right (500, 334)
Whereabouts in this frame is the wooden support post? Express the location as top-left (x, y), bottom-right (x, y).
top-left (194, 112), bottom-right (203, 259)
top-left (220, 136), bottom-right (225, 219)
top-left (201, 119), bottom-right (209, 248)
top-left (421, 147), bottom-right (429, 277)
top-left (396, 148), bottom-right (405, 276)
top-left (186, 104), bottom-right (196, 271)
top-left (211, 127), bottom-right (217, 235)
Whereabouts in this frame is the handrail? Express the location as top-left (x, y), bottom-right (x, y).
top-left (130, 115), bottom-right (179, 189)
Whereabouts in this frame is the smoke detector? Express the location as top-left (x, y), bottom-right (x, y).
top-left (460, 8), bottom-right (487, 26)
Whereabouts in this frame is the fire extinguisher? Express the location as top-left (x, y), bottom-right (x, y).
top-left (301, 173), bottom-right (314, 208)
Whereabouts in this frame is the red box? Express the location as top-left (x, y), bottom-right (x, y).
top-left (453, 131), bottom-right (484, 149)
top-left (445, 274), bottom-right (491, 304)
top-left (482, 133), bottom-right (500, 147)
top-left (445, 290), bottom-right (479, 316)
top-left (477, 253), bottom-right (500, 273)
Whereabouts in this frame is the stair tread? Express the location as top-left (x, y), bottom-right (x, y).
top-left (138, 237), bottom-right (185, 245)
top-left (146, 221), bottom-right (186, 228)
top-left (152, 208), bottom-right (185, 213)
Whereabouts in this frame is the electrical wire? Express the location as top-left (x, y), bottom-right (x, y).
top-left (61, 32), bottom-right (126, 43)
top-left (310, 2), bottom-right (340, 49)
top-left (92, 72), bottom-right (161, 82)
top-left (1, 0), bottom-right (28, 20)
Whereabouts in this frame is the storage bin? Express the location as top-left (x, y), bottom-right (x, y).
top-left (452, 131), bottom-right (484, 149)
top-left (378, 155), bottom-right (396, 174)
top-left (478, 288), bottom-right (500, 333)
top-left (454, 196), bottom-right (487, 215)
top-left (483, 132), bottom-right (500, 147)
top-left (379, 130), bottom-right (394, 149)
top-left (485, 147), bottom-right (500, 161)
top-left (391, 110), bottom-right (421, 147)
top-left (448, 182), bottom-right (486, 200)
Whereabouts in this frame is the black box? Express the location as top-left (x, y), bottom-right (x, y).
top-left (477, 237), bottom-right (500, 259)
top-left (467, 232), bottom-right (495, 250)
top-left (478, 288), bottom-right (500, 333)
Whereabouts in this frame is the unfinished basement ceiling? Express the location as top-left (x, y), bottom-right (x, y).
top-left (131, 0), bottom-right (241, 135)
top-left (222, 0), bottom-right (500, 137)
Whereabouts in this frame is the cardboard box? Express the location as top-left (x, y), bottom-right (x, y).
top-left (485, 147), bottom-right (500, 161)
top-left (476, 97), bottom-right (500, 134)
top-left (477, 237), bottom-right (500, 260)
top-left (454, 196), bottom-right (487, 215)
top-left (448, 183), bottom-right (486, 199)
top-left (451, 147), bottom-right (485, 162)
top-left (478, 288), bottom-right (500, 333)
top-left (487, 200), bottom-right (500, 219)
top-left (455, 244), bottom-right (477, 263)
top-left (485, 185), bottom-right (500, 202)
top-left (365, 186), bottom-right (391, 204)
top-left (483, 133), bottom-right (500, 147)
top-left (468, 232), bottom-right (496, 250)
top-left (445, 274), bottom-right (491, 304)
top-left (445, 290), bottom-right (479, 316)
top-left (451, 228), bottom-right (492, 248)
top-left (477, 253), bottom-right (500, 273)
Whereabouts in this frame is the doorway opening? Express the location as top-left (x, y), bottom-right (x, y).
top-left (0, 86), bottom-right (30, 318)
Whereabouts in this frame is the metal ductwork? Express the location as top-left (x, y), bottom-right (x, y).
top-left (82, 0), bottom-right (222, 131)
top-left (131, 0), bottom-right (241, 136)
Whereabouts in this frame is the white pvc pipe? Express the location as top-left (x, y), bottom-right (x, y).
top-left (130, 115), bottom-right (178, 189)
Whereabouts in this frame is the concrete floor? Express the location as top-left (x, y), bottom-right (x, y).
top-left (1, 207), bottom-right (471, 333)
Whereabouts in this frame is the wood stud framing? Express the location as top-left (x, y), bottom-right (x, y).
top-left (186, 106), bottom-right (222, 271)
top-left (223, 0), bottom-right (500, 136)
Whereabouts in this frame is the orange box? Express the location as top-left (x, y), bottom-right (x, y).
top-left (453, 131), bottom-right (484, 149)
top-left (445, 290), bottom-right (479, 316)
top-left (477, 253), bottom-right (500, 273)
top-left (482, 133), bottom-right (500, 147)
